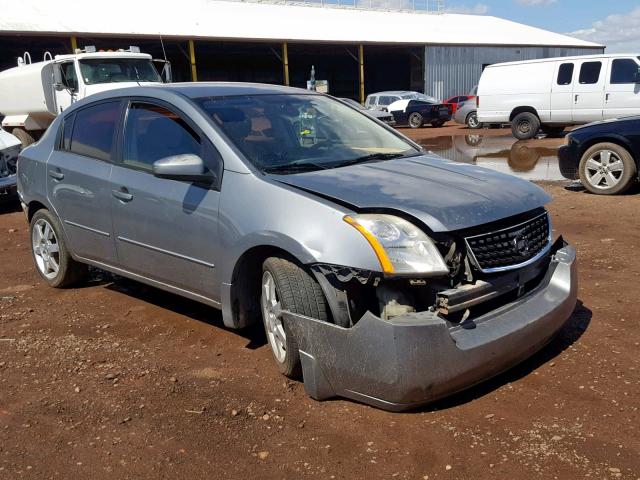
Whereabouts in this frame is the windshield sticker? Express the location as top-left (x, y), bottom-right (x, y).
top-left (298, 107), bottom-right (318, 146)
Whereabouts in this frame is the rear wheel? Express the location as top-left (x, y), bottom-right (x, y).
top-left (30, 209), bottom-right (87, 287)
top-left (466, 112), bottom-right (481, 129)
top-left (511, 112), bottom-right (540, 140)
top-left (579, 143), bottom-right (636, 195)
top-left (408, 112), bottom-right (423, 129)
top-left (261, 257), bottom-right (330, 378)
top-left (11, 128), bottom-right (35, 149)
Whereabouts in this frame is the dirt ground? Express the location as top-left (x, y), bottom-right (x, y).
top-left (1, 123), bottom-right (639, 479)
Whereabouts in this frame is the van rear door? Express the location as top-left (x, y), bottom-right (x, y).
top-left (551, 61), bottom-right (575, 122)
top-left (572, 59), bottom-right (607, 123)
top-left (603, 57), bottom-right (640, 120)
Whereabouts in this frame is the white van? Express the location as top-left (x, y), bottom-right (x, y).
top-left (477, 54), bottom-right (640, 139)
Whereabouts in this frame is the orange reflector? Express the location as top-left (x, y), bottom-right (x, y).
top-left (343, 216), bottom-right (395, 274)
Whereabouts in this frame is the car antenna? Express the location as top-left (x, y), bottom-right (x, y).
top-left (159, 34), bottom-right (168, 64)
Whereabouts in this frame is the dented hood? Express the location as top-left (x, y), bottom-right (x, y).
top-left (275, 154), bottom-right (551, 232)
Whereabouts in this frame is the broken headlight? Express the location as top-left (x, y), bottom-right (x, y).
top-left (344, 214), bottom-right (449, 276)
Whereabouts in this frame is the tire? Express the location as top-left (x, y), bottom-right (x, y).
top-left (431, 120), bottom-right (445, 128)
top-left (466, 112), bottom-right (481, 129)
top-left (408, 112), bottom-right (423, 129)
top-left (11, 128), bottom-right (35, 149)
top-left (511, 112), bottom-right (540, 140)
top-left (578, 143), bottom-right (636, 195)
top-left (261, 257), bottom-right (330, 378)
top-left (29, 209), bottom-right (87, 288)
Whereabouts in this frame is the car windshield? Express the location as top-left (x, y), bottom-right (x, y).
top-left (194, 94), bottom-right (419, 174)
top-left (79, 58), bottom-right (161, 85)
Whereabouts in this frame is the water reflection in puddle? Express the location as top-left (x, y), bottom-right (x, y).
top-left (418, 135), bottom-right (565, 181)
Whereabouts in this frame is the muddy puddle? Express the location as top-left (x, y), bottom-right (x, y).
top-left (418, 135), bottom-right (566, 181)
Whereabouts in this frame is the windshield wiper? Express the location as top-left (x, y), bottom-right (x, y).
top-left (262, 162), bottom-right (327, 174)
top-left (335, 152), bottom-right (417, 168)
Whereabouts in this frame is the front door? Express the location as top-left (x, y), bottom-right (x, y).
top-left (54, 61), bottom-right (79, 114)
top-left (110, 101), bottom-right (222, 301)
top-left (550, 61), bottom-right (575, 122)
top-left (604, 57), bottom-right (640, 119)
top-left (46, 100), bottom-right (121, 263)
top-left (572, 59), bottom-right (607, 123)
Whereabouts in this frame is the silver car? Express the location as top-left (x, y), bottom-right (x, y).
top-left (454, 100), bottom-right (481, 129)
top-left (17, 83), bottom-right (578, 411)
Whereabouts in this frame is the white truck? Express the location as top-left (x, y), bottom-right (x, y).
top-left (477, 53), bottom-right (640, 140)
top-left (0, 47), bottom-right (171, 147)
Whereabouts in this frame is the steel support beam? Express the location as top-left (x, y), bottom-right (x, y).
top-left (188, 39), bottom-right (198, 82)
top-left (282, 42), bottom-right (290, 86)
top-left (358, 44), bottom-right (365, 104)
top-left (70, 36), bottom-right (78, 53)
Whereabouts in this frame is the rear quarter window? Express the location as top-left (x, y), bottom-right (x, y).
top-left (610, 58), bottom-right (640, 84)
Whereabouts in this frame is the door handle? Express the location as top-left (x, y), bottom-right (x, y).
top-left (112, 188), bottom-right (133, 202)
top-left (606, 93), bottom-right (610, 102)
top-left (48, 168), bottom-right (64, 180)
top-left (574, 94), bottom-right (579, 103)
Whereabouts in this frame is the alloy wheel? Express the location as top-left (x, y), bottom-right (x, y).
top-left (261, 271), bottom-right (286, 363)
top-left (584, 150), bottom-right (624, 190)
top-left (32, 219), bottom-right (60, 280)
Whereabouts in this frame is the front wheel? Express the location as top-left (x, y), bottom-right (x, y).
top-left (30, 209), bottom-right (87, 287)
top-left (466, 112), bottom-right (481, 129)
top-left (261, 257), bottom-right (330, 378)
top-left (579, 143), bottom-right (636, 195)
top-left (511, 112), bottom-right (540, 140)
top-left (408, 112), bottom-right (423, 129)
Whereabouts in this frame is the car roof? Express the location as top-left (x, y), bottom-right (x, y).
top-left (160, 82), bottom-right (315, 98)
top-left (368, 91), bottom-right (417, 96)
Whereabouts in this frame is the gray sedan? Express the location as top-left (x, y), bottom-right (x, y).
top-left (17, 83), bottom-right (577, 411)
top-left (454, 100), bottom-right (481, 129)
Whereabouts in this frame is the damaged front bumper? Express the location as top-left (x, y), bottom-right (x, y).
top-left (284, 244), bottom-right (577, 411)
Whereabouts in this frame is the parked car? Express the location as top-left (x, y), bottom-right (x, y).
top-left (338, 97), bottom-right (396, 125)
top-left (0, 128), bottom-right (20, 204)
top-left (18, 83), bottom-right (577, 411)
top-left (454, 100), bottom-right (482, 129)
top-left (558, 116), bottom-right (640, 195)
top-left (365, 91), bottom-right (438, 112)
top-left (478, 54), bottom-right (640, 140)
top-left (444, 95), bottom-right (476, 115)
top-left (388, 99), bottom-right (452, 128)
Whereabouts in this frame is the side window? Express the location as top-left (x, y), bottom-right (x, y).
top-left (377, 96), bottom-right (394, 107)
top-left (69, 102), bottom-right (120, 161)
top-left (60, 62), bottom-right (78, 91)
top-left (123, 103), bottom-right (201, 171)
top-left (364, 96), bottom-right (374, 108)
top-left (611, 59), bottom-right (640, 84)
top-left (579, 62), bottom-right (602, 84)
top-left (557, 63), bottom-right (574, 85)
top-left (459, 96), bottom-right (468, 103)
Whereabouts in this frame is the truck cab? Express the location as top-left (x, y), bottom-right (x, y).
top-left (0, 47), bottom-right (170, 147)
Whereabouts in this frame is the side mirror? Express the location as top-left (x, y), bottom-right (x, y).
top-left (152, 154), bottom-right (214, 183)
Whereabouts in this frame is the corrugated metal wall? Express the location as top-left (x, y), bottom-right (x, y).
top-left (424, 45), bottom-right (605, 100)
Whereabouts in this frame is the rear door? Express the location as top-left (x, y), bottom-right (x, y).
top-left (550, 61), bottom-right (575, 122)
top-left (110, 100), bottom-right (222, 300)
top-left (47, 100), bottom-right (121, 263)
top-left (604, 57), bottom-right (640, 119)
top-left (572, 59), bottom-right (607, 123)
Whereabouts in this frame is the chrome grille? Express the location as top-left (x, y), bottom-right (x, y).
top-left (465, 212), bottom-right (551, 273)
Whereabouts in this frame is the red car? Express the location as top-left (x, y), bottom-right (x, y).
top-left (444, 95), bottom-right (477, 114)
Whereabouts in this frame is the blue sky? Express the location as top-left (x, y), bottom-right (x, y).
top-left (447, 0), bottom-right (640, 51)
